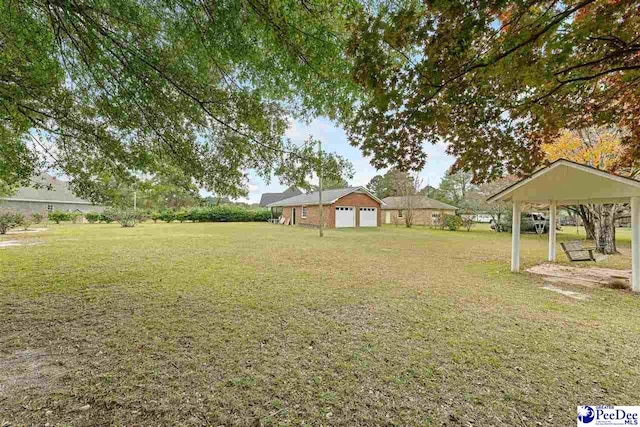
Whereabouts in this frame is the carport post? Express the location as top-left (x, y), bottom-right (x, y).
top-left (511, 200), bottom-right (521, 272)
top-left (632, 196), bottom-right (640, 292)
top-left (548, 200), bottom-right (557, 262)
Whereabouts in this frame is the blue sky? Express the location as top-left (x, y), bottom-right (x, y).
top-left (238, 117), bottom-right (455, 203)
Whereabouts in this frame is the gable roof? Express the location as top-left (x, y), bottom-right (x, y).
top-left (267, 186), bottom-right (383, 207)
top-left (487, 159), bottom-right (640, 204)
top-left (381, 196), bottom-right (457, 210)
top-left (259, 186), bottom-right (302, 207)
top-left (1, 174), bottom-right (95, 205)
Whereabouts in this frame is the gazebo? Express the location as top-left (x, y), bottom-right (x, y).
top-left (488, 159), bottom-right (640, 292)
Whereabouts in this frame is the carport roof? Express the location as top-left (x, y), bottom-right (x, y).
top-left (487, 159), bottom-right (640, 205)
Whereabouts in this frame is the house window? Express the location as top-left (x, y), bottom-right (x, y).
top-left (397, 210), bottom-right (403, 218)
top-left (47, 204), bottom-right (54, 213)
top-left (301, 206), bottom-right (308, 218)
top-left (432, 212), bottom-right (440, 223)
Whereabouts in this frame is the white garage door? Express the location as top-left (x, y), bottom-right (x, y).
top-left (335, 206), bottom-right (355, 228)
top-left (359, 207), bottom-right (377, 227)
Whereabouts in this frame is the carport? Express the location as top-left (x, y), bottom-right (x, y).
top-left (488, 159), bottom-right (640, 292)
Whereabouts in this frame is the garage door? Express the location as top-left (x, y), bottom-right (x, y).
top-left (335, 206), bottom-right (355, 228)
top-left (359, 207), bottom-right (377, 227)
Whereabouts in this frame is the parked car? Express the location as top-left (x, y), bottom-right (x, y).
top-left (493, 213), bottom-right (549, 233)
top-left (473, 214), bottom-right (493, 223)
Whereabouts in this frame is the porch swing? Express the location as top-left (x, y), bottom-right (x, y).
top-left (560, 240), bottom-right (608, 262)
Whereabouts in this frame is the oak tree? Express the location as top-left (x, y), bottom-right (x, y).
top-left (346, 1), bottom-right (640, 181)
top-left (1, 0), bottom-right (359, 201)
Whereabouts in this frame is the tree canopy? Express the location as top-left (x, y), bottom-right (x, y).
top-left (309, 176), bottom-right (349, 191)
top-left (5, 0), bottom-right (639, 196)
top-left (1, 0), bottom-right (359, 202)
top-left (542, 128), bottom-right (638, 176)
top-left (366, 168), bottom-right (414, 199)
top-left (346, 0), bottom-right (640, 181)
top-left (366, 174), bottom-right (392, 199)
top-left (436, 170), bottom-right (476, 207)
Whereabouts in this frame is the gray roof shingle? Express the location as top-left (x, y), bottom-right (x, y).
top-left (381, 196), bottom-right (457, 210)
top-left (2, 174), bottom-right (94, 204)
top-left (267, 187), bottom-right (381, 207)
top-left (259, 186), bottom-right (303, 207)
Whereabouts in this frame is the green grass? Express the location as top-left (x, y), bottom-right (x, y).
top-left (1, 222), bottom-right (639, 425)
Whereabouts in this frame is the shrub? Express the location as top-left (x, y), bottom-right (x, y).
top-left (0, 211), bottom-right (22, 234)
top-left (48, 211), bottom-right (71, 224)
top-left (32, 212), bottom-right (44, 224)
top-left (99, 212), bottom-right (114, 223)
top-left (188, 207), bottom-right (206, 222)
top-left (70, 212), bottom-right (84, 223)
top-left (461, 217), bottom-right (475, 232)
top-left (137, 210), bottom-right (151, 222)
top-left (14, 212), bottom-right (25, 227)
top-left (19, 214), bottom-right (31, 230)
top-left (104, 208), bottom-right (137, 227)
top-left (85, 212), bottom-right (101, 224)
top-left (160, 210), bottom-right (176, 223)
top-left (251, 209), bottom-right (271, 222)
top-left (175, 210), bottom-right (190, 223)
top-left (443, 214), bottom-right (463, 231)
top-left (151, 211), bottom-right (161, 223)
top-left (432, 215), bottom-right (446, 230)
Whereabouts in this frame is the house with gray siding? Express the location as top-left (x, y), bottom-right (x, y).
top-left (259, 186), bottom-right (303, 221)
top-left (0, 174), bottom-right (104, 216)
top-left (259, 186), bottom-right (303, 207)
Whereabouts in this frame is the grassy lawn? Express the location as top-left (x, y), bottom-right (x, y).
top-left (1, 222), bottom-right (639, 425)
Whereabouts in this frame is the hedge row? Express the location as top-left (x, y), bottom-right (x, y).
top-left (154, 206), bottom-right (271, 223)
top-left (48, 211), bottom-right (88, 224)
top-left (43, 206), bottom-right (271, 225)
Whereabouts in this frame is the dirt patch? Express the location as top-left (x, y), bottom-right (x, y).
top-left (0, 349), bottom-right (65, 400)
top-left (542, 284), bottom-right (590, 300)
top-left (527, 263), bottom-right (631, 289)
top-left (5, 228), bottom-right (47, 235)
top-left (0, 240), bottom-right (43, 248)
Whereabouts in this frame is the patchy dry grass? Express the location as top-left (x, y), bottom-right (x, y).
top-left (1, 222), bottom-right (639, 426)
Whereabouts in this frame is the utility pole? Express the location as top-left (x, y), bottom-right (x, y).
top-left (318, 139), bottom-right (323, 238)
top-left (133, 191), bottom-right (137, 211)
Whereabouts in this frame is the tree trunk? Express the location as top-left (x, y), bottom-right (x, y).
top-left (593, 204), bottom-right (618, 254)
top-left (576, 205), bottom-right (596, 240)
top-left (405, 209), bottom-right (413, 227)
top-left (570, 204), bottom-right (618, 253)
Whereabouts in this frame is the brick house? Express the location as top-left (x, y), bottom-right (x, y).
top-left (267, 187), bottom-right (383, 228)
top-left (381, 196), bottom-right (457, 226)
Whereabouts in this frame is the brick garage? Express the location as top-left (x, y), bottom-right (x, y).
top-left (268, 187), bottom-right (383, 229)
